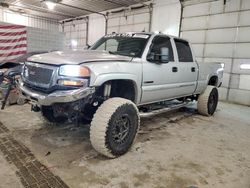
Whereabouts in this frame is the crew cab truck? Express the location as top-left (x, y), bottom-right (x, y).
top-left (19, 32), bottom-right (223, 158)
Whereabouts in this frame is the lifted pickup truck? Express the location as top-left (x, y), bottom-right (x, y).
top-left (19, 32), bottom-right (223, 158)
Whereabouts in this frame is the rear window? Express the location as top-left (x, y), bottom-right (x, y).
top-left (174, 39), bottom-right (193, 62)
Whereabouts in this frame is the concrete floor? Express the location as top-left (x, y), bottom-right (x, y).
top-left (0, 102), bottom-right (249, 188)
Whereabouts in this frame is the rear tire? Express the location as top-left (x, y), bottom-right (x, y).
top-left (197, 86), bottom-right (219, 116)
top-left (90, 98), bottom-right (140, 158)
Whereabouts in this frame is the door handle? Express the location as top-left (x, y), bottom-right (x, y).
top-left (191, 67), bottom-right (196, 72)
top-left (172, 67), bottom-right (178, 72)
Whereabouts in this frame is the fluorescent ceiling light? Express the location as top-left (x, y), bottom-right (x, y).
top-left (45, 1), bottom-right (56, 10)
top-left (240, 64), bottom-right (250, 70)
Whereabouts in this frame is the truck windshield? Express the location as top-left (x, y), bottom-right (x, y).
top-left (90, 33), bottom-right (150, 58)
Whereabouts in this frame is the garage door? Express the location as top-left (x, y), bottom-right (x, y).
top-left (107, 6), bottom-right (150, 34)
top-left (180, 0), bottom-right (250, 106)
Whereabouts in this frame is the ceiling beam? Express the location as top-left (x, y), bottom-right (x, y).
top-left (102, 0), bottom-right (128, 7)
top-left (58, 2), bottom-right (107, 17)
top-left (7, 2), bottom-right (74, 18)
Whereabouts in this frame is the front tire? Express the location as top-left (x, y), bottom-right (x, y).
top-left (197, 86), bottom-right (219, 116)
top-left (90, 98), bottom-right (140, 158)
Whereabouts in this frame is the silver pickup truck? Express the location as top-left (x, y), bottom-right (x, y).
top-left (19, 32), bottom-right (223, 158)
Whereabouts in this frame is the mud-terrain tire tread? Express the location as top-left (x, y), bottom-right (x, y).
top-left (90, 97), bottom-right (140, 158)
top-left (197, 86), bottom-right (218, 116)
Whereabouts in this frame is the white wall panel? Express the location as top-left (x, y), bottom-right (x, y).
top-left (229, 74), bottom-right (240, 89)
top-left (133, 23), bottom-right (149, 32)
top-left (221, 73), bottom-right (230, 88)
top-left (228, 89), bottom-right (250, 105)
top-left (181, 0), bottom-right (250, 105)
top-left (224, 0), bottom-right (241, 12)
top-left (27, 27), bottom-right (64, 52)
top-left (210, 0), bottom-right (223, 14)
top-left (63, 20), bottom-right (87, 49)
top-left (134, 13), bottom-right (150, 24)
top-left (107, 7), bottom-right (150, 35)
top-left (204, 58), bottom-right (232, 73)
top-left (191, 44), bottom-right (204, 58)
top-left (206, 28), bottom-right (236, 43)
top-left (232, 59), bottom-right (250, 74)
top-left (183, 2), bottom-right (210, 18)
top-left (235, 43), bottom-right (250, 58)
top-left (241, 0), bottom-right (250, 10)
top-left (181, 16), bottom-right (207, 31)
top-left (237, 27), bottom-right (250, 42)
top-left (239, 75), bottom-right (250, 90)
top-left (239, 11), bottom-right (250, 26)
top-left (151, 0), bottom-right (181, 36)
top-left (181, 30), bottom-right (205, 43)
top-left (218, 87), bottom-right (228, 101)
top-left (119, 16), bottom-right (134, 25)
top-left (205, 44), bottom-right (234, 58)
top-left (88, 14), bottom-right (105, 45)
top-left (0, 8), bottom-right (3, 21)
top-left (208, 12), bottom-right (238, 28)
top-left (108, 17), bottom-right (120, 27)
top-left (1, 10), bottom-right (59, 31)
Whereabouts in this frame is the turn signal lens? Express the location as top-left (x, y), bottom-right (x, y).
top-left (58, 79), bottom-right (88, 87)
top-left (59, 65), bottom-right (90, 77)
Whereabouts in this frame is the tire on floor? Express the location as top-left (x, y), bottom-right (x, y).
top-left (197, 86), bottom-right (219, 116)
top-left (90, 97), bottom-right (140, 158)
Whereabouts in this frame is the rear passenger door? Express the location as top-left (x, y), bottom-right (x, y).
top-left (173, 39), bottom-right (198, 96)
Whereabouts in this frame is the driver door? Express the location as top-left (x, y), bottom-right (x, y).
top-left (141, 36), bottom-right (182, 104)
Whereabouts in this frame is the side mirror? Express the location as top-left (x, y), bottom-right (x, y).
top-left (147, 47), bottom-right (170, 63)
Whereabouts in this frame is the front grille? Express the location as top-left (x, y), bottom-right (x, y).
top-left (25, 65), bottom-right (53, 85)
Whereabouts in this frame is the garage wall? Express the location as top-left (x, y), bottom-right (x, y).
top-left (0, 8), bottom-right (59, 31)
top-left (181, 0), bottom-right (250, 106)
top-left (61, 0), bottom-right (181, 47)
top-left (0, 9), bottom-right (64, 52)
top-left (107, 6), bottom-right (150, 34)
top-left (27, 27), bottom-right (64, 52)
top-left (151, 0), bottom-right (181, 36)
top-left (62, 18), bottom-right (88, 49)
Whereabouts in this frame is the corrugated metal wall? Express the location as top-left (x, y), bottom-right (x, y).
top-left (181, 0), bottom-right (250, 106)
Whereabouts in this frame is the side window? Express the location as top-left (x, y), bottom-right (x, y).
top-left (174, 39), bottom-right (193, 62)
top-left (148, 36), bottom-right (174, 62)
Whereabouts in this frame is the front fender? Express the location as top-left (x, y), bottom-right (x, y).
top-left (91, 73), bottom-right (141, 104)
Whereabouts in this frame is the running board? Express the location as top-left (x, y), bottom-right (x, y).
top-left (139, 101), bottom-right (191, 118)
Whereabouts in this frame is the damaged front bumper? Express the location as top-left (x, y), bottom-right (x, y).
top-left (19, 80), bottom-right (95, 106)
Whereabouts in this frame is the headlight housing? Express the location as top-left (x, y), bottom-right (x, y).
top-left (59, 65), bottom-right (90, 77)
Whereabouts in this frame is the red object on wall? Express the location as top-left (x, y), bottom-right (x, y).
top-left (0, 24), bottom-right (27, 62)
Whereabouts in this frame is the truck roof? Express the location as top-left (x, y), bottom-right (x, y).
top-left (119, 32), bottom-right (190, 42)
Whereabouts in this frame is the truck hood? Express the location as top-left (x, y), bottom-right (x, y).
top-left (27, 50), bottom-right (132, 65)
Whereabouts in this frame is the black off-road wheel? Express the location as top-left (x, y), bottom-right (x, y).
top-left (197, 86), bottom-right (219, 116)
top-left (90, 98), bottom-right (140, 158)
